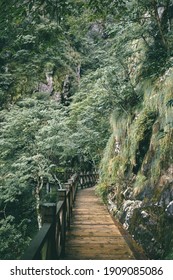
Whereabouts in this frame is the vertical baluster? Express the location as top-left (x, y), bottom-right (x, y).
top-left (74, 174), bottom-right (78, 196)
top-left (80, 172), bottom-right (83, 189)
top-left (68, 179), bottom-right (75, 202)
top-left (85, 171), bottom-right (88, 188)
top-left (58, 189), bottom-right (67, 256)
top-left (61, 201), bottom-right (66, 257)
top-left (63, 184), bottom-right (70, 228)
top-left (64, 183), bottom-right (72, 220)
top-left (87, 171), bottom-right (91, 187)
top-left (83, 171), bottom-right (86, 188)
top-left (57, 189), bottom-right (67, 257)
top-left (89, 172), bottom-right (92, 187)
top-left (91, 173), bottom-right (94, 186)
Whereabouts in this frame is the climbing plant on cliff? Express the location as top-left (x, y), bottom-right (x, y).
top-left (93, 0), bottom-right (173, 260)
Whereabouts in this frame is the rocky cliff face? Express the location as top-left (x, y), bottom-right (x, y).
top-left (99, 67), bottom-right (173, 259)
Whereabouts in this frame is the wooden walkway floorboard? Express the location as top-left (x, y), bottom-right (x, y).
top-left (62, 187), bottom-right (145, 260)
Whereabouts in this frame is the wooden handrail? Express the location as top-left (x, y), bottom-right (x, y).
top-left (22, 223), bottom-right (53, 260)
top-left (21, 171), bottom-right (98, 260)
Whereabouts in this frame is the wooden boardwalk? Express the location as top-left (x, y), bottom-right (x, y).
top-left (63, 187), bottom-right (145, 260)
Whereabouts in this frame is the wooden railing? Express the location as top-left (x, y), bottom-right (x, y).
top-left (21, 171), bottom-right (98, 260)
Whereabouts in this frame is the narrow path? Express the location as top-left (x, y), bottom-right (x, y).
top-left (63, 187), bottom-right (145, 260)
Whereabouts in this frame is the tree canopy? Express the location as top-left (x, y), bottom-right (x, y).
top-left (1, 0), bottom-right (173, 259)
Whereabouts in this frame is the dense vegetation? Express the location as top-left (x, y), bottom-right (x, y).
top-left (0, 0), bottom-right (173, 259)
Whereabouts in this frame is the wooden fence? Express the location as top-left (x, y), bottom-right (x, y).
top-left (21, 171), bottom-right (98, 260)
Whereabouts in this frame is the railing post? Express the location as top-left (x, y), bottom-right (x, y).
top-left (41, 203), bottom-right (57, 259)
top-left (68, 179), bottom-right (75, 202)
top-left (80, 172), bottom-right (83, 189)
top-left (57, 190), bottom-right (67, 257)
top-left (41, 203), bottom-right (56, 224)
top-left (74, 174), bottom-right (79, 197)
top-left (87, 171), bottom-right (90, 188)
top-left (64, 183), bottom-right (72, 221)
top-left (58, 189), bottom-right (67, 202)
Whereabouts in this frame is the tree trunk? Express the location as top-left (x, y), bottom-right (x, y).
top-left (35, 176), bottom-right (43, 229)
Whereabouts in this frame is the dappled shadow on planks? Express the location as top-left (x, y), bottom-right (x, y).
top-left (62, 187), bottom-right (146, 260)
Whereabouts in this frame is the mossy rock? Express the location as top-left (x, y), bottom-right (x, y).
top-left (128, 205), bottom-right (173, 259)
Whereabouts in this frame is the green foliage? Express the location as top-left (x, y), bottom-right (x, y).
top-left (0, 0), bottom-right (82, 108)
top-left (0, 216), bottom-right (31, 260)
top-left (1, 0), bottom-right (173, 260)
top-left (0, 98), bottom-right (71, 258)
top-left (87, 0), bottom-right (127, 18)
top-left (95, 182), bottom-right (109, 203)
top-left (165, 249), bottom-right (173, 260)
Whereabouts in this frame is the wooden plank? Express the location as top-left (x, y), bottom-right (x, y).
top-left (66, 232), bottom-right (123, 237)
top-left (61, 187), bottom-right (140, 260)
top-left (67, 225), bottom-right (120, 230)
top-left (64, 254), bottom-right (134, 260)
top-left (72, 221), bottom-right (114, 225)
top-left (73, 214), bottom-right (111, 218)
top-left (65, 237), bottom-right (129, 244)
top-left (66, 247), bottom-right (133, 254)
